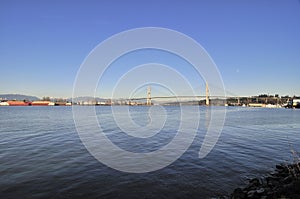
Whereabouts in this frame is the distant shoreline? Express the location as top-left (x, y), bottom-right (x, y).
top-left (1, 93), bottom-right (300, 108)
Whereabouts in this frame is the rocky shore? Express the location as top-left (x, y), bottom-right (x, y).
top-left (231, 163), bottom-right (300, 199)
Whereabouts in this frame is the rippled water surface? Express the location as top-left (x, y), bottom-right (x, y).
top-left (0, 106), bottom-right (300, 198)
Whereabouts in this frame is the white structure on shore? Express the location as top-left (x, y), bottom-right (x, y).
top-left (0, 101), bottom-right (9, 106)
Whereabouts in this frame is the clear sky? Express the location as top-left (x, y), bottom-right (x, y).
top-left (0, 0), bottom-right (299, 98)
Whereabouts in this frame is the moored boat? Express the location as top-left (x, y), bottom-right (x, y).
top-left (293, 99), bottom-right (300, 108)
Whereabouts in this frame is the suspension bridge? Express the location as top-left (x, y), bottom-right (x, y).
top-left (129, 82), bottom-right (225, 106)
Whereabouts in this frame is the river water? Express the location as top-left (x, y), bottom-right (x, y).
top-left (0, 106), bottom-right (299, 198)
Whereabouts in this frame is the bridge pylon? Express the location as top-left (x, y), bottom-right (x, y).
top-left (146, 86), bottom-right (151, 106)
top-left (205, 82), bottom-right (210, 106)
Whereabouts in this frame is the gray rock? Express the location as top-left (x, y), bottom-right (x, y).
top-left (282, 175), bottom-right (293, 184)
top-left (276, 164), bottom-right (285, 170)
top-left (256, 187), bottom-right (265, 194)
top-left (247, 190), bottom-right (256, 198)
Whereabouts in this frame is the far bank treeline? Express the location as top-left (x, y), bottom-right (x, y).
top-left (225, 94), bottom-right (296, 106)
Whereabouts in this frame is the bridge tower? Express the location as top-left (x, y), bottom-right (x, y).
top-left (205, 82), bottom-right (210, 106)
top-left (146, 86), bottom-right (151, 106)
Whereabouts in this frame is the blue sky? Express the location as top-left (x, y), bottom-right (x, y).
top-left (0, 0), bottom-right (299, 98)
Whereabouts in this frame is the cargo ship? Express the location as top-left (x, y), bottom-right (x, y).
top-left (0, 100), bottom-right (71, 106)
top-left (31, 101), bottom-right (51, 106)
top-left (7, 101), bottom-right (31, 106)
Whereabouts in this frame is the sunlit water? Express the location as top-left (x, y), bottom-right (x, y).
top-left (0, 106), bottom-right (299, 198)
